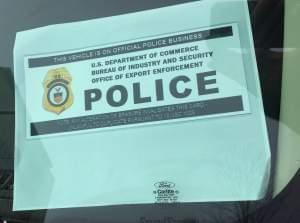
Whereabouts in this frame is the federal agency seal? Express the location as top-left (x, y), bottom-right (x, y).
top-left (43, 68), bottom-right (74, 114)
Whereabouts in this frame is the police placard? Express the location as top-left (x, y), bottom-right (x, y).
top-left (14, 0), bottom-right (270, 211)
top-left (25, 24), bottom-right (250, 138)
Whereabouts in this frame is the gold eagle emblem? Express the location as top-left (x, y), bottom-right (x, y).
top-left (42, 68), bottom-right (74, 115)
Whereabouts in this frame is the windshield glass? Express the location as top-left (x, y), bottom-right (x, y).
top-left (2, 0), bottom-right (299, 223)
